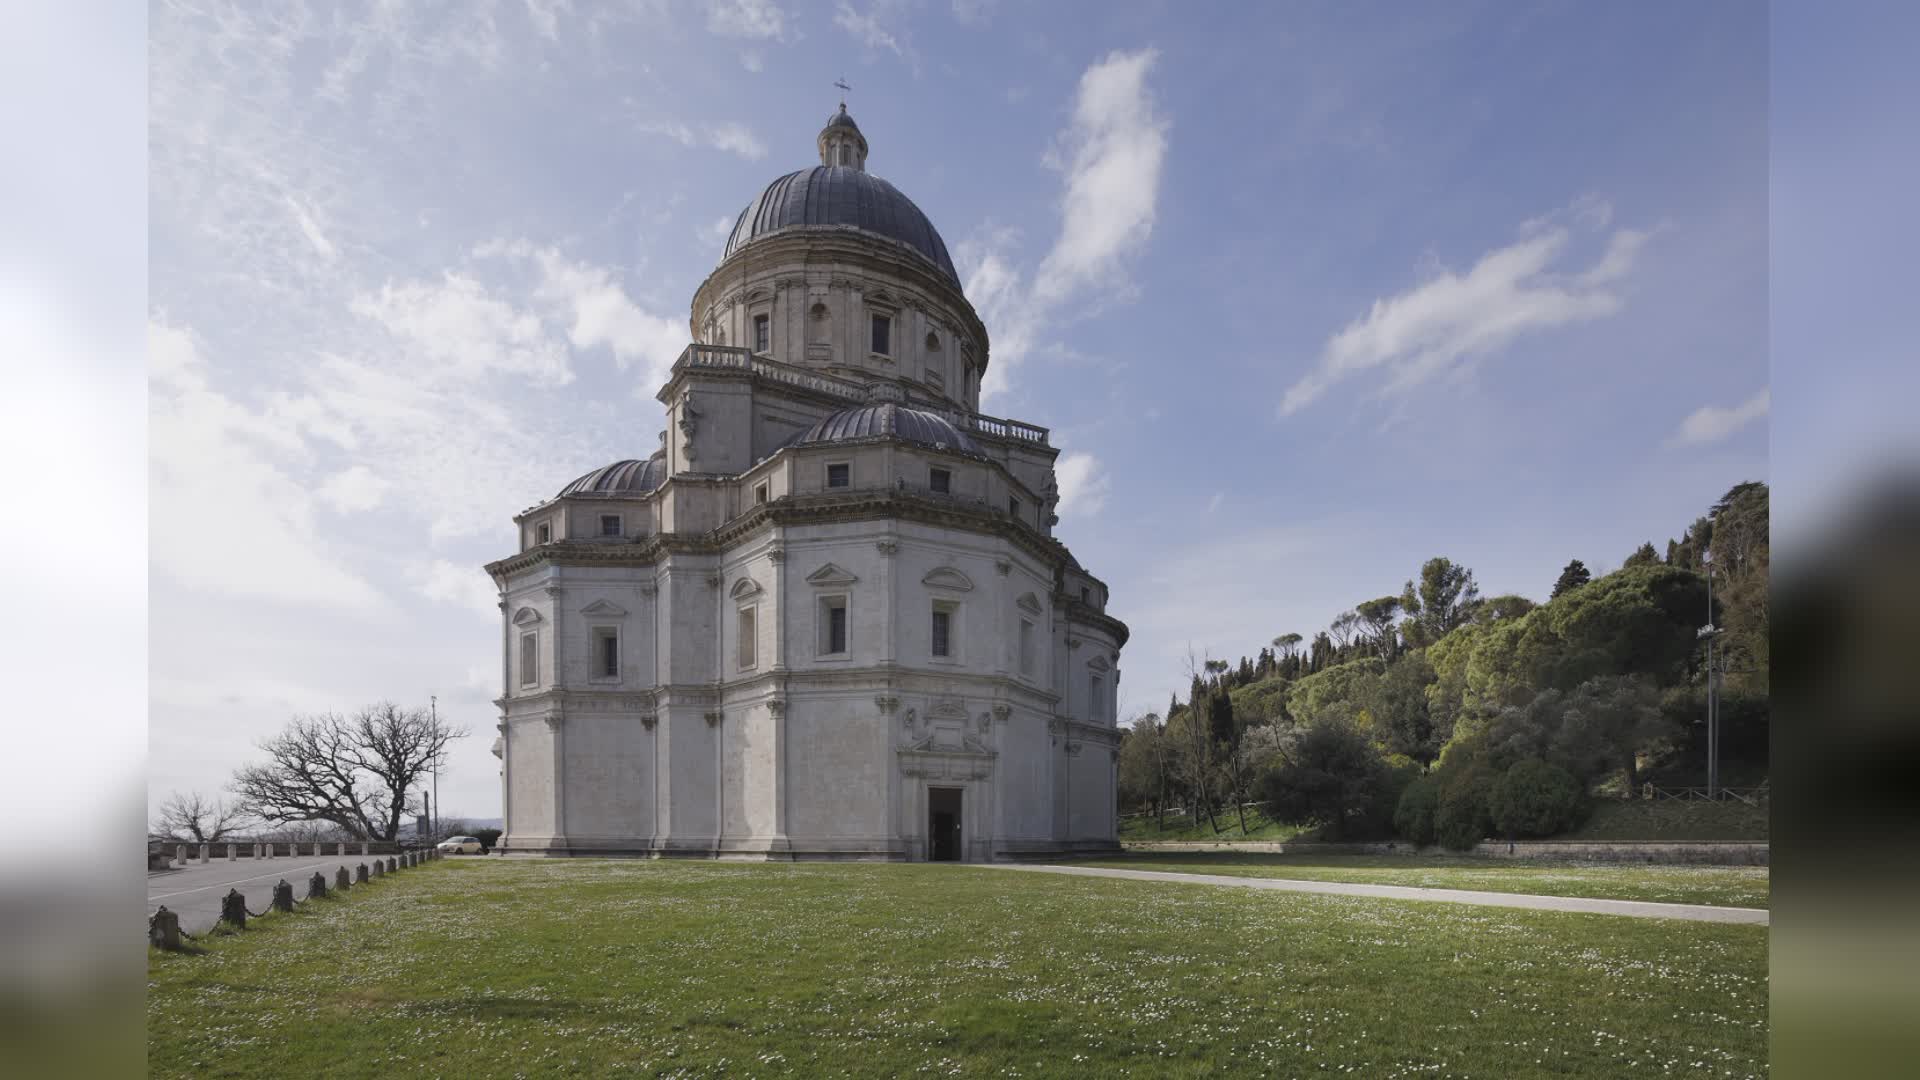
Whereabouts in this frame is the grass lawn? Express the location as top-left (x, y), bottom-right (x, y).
top-left (1075, 854), bottom-right (1769, 909)
top-left (149, 859), bottom-right (1767, 1078)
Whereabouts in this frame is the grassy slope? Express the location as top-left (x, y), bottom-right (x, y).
top-left (149, 860), bottom-right (1767, 1078)
top-left (1073, 854), bottom-right (1769, 908)
top-left (1560, 798), bottom-right (1769, 841)
top-left (1118, 804), bottom-right (1308, 842)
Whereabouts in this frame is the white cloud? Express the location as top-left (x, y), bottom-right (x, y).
top-left (835, 0), bottom-right (910, 60)
top-left (351, 273), bottom-right (573, 385)
top-left (1205, 492), bottom-right (1224, 514)
top-left (739, 49), bottom-right (765, 73)
top-left (284, 196), bottom-right (336, 260)
top-left (524, 0), bottom-right (572, 40)
top-left (1674, 387), bottom-right (1769, 446)
top-left (707, 122), bottom-right (768, 160)
top-left (1281, 207), bottom-right (1651, 417)
top-left (417, 558), bottom-right (500, 620)
top-left (951, 0), bottom-right (997, 25)
top-left (514, 244), bottom-right (689, 390)
top-left (706, 0), bottom-right (788, 40)
top-left (959, 49), bottom-right (1168, 403)
top-left (318, 464), bottom-right (390, 513)
top-left (1034, 48), bottom-right (1168, 307)
top-left (1054, 452), bottom-right (1110, 518)
top-left (149, 319), bottom-right (388, 614)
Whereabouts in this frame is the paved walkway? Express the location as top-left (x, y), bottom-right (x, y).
top-left (148, 855), bottom-right (371, 935)
top-left (982, 863), bottom-right (1770, 925)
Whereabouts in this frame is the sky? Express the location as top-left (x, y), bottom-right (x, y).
top-left (146, 0), bottom-right (1771, 825)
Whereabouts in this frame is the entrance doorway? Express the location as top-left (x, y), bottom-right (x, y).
top-left (928, 787), bottom-right (962, 862)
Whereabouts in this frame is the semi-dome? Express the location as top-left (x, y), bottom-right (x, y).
top-left (558, 452), bottom-right (666, 497)
top-left (794, 402), bottom-right (979, 455)
top-left (722, 167), bottom-right (957, 281)
top-left (721, 106), bottom-right (956, 282)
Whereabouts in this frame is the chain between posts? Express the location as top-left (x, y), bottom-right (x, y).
top-left (152, 845), bottom-right (444, 947)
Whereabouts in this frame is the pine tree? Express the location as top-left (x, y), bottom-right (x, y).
top-left (1551, 559), bottom-right (1592, 598)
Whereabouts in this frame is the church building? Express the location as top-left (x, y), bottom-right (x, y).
top-left (486, 105), bottom-right (1128, 860)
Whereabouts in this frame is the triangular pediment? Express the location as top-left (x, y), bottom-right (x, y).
top-left (728, 577), bottom-right (763, 600)
top-left (922, 566), bottom-right (974, 592)
top-left (580, 598), bottom-right (628, 618)
top-left (1087, 654), bottom-right (1112, 673)
top-left (1016, 592), bottom-right (1042, 615)
top-left (511, 606), bottom-right (543, 626)
top-left (806, 563), bottom-right (859, 587)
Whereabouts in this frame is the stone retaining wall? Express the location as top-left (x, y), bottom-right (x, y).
top-left (1121, 840), bottom-right (1768, 865)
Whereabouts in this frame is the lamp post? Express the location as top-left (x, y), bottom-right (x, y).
top-left (1696, 552), bottom-right (1719, 800)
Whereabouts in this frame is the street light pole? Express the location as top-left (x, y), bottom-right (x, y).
top-left (431, 694), bottom-right (440, 842)
top-left (1700, 553), bottom-right (1719, 800)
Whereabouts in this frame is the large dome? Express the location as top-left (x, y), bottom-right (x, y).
top-left (722, 166), bottom-right (958, 282)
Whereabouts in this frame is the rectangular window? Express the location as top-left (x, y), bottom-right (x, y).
top-left (520, 631), bottom-right (538, 688)
top-left (827, 463), bottom-right (850, 488)
top-left (929, 467), bottom-right (951, 494)
top-left (1081, 586), bottom-right (1091, 605)
top-left (754, 482), bottom-right (769, 505)
top-left (600, 514), bottom-right (622, 537)
top-left (536, 522), bottom-right (552, 545)
top-left (931, 606), bottom-right (952, 658)
top-left (871, 313), bottom-right (891, 355)
top-left (753, 314), bottom-right (770, 354)
top-left (737, 607), bottom-right (757, 670)
top-left (592, 628), bottom-right (619, 680)
top-left (1089, 675), bottom-right (1102, 721)
top-left (819, 598), bottom-right (848, 655)
top-left (1009, 497), bottom-right (1021, 520)
top-left (1020, 619), bottom-right (1034, 676)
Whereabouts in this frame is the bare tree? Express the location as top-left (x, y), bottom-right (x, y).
top-left (151, 790), bottom-right (247, 843)
top-left (230, 702), bottom-right (466, 842)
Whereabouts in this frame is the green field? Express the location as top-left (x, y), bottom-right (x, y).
top-left (1117, 804), bottom-right (1307, 841)
top-left (148, 860), bottom-right (1768, 1078)
top-left (1075, 853), bottom-right (1770, 909)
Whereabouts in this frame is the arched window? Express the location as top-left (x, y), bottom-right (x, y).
top-left (838, 145), bottom-right (850, 166)
top-left (925, 331), bottom-right (940, 351)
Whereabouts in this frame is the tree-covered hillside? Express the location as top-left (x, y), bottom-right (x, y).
top-left (1118, 482), bottom-right (1770, 845)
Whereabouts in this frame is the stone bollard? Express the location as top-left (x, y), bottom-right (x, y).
top-left (335, 866), bottom-right (351, 891)
top-left (406, 852), bottom-right (416, 868)
top-left (149, 906), bottom-right (181, 950)
top-left (355, 863), bottom-right (369, 883)
top-left (199, 844), bottom-right (211, 864)
top-left (311, 842), bottom-right (322, 857)
top-left (370, 860), bottom-right (383, 878)
top-left (336, 842), bottom-right (346, 856)
top-left (308, 871), bottom-right (328, 899)
top-left (360, 841), bottom-right (369, 856)
top-left (175, 844), bottom-right (187, 866)
top-left (227, 843), bottom-right (237, 862)
top-left (220, 889), bottom-right (247, 929)
top-left (271, 880), bottom-right (295, 913)
top-left (265, 843), bottom-right (275, 860)
top-left (385, 856), bottom-right (397, 874)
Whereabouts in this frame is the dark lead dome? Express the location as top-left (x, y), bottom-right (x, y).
top-left (722, 167), bottom-right (958, 282)
top-left (558, 452), bottom-right (666, 497)
top-left (795, 403), bottom-right (979, 455)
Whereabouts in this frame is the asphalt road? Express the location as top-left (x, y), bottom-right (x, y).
top-left (148, 854), bottom-right (382, 935)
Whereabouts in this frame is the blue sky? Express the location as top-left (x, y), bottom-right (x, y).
top-left (146, 0), bottom-right (1768, 822)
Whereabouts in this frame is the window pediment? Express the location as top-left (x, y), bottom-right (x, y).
top-left (1087, 655), bottom-right (1112, 673)
top-left (1016, 592), bottom-right (1043, 615)
top-left (580, 598), bottom-right (628, 618)
top-left (729, 577), bottom-right (763, 600)
top-left (511, 606), bottom-right (543, 626)
top-left (806, 563), bottom-right (859, 587)
top-left (922, 566), bottom-right (974, 592)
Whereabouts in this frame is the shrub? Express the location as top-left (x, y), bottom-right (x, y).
top-left (1435, 764), bottom-right (1494, 850)
top-left (1394, 775), bottom-right (1440, 846)
top-left (1489, 758), bottom-right (1584, 838)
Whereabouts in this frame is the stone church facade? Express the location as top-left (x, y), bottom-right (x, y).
top-left (486, 107), bottom-right (1127, 860)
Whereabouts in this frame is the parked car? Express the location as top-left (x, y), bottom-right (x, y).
top-left (437, 835), bottom-right (485, 855)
